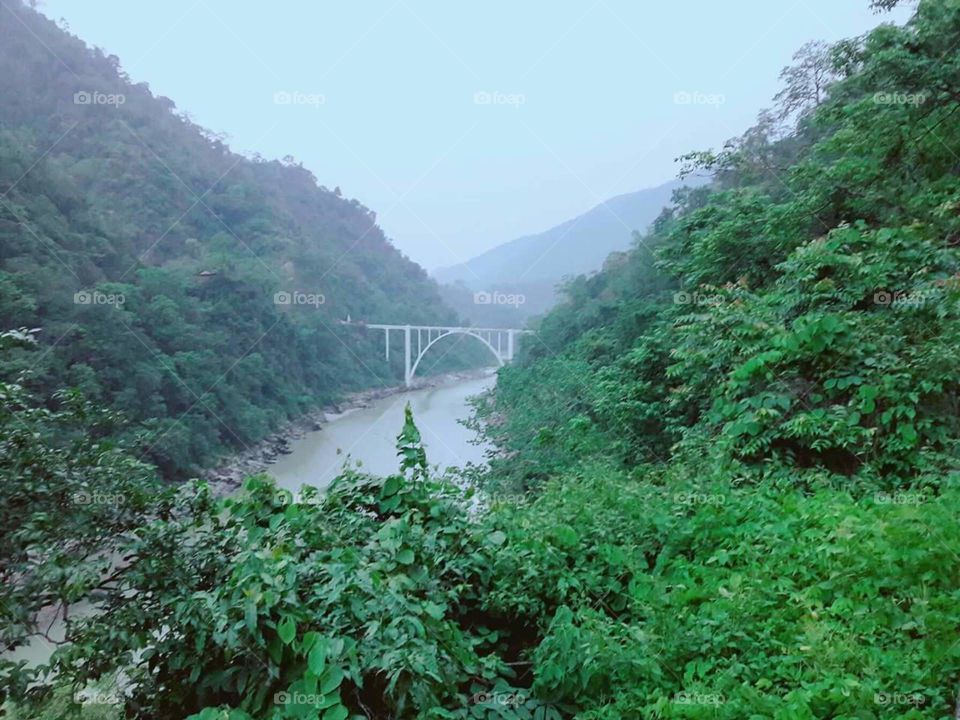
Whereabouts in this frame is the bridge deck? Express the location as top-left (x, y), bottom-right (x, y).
top-left (365, 323), bottom-right (530, 333)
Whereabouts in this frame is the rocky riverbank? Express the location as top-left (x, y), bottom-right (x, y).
top-left (204, 367), bottom-right (497, 494)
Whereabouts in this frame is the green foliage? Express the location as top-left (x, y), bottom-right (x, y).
top-left (487, 463), bottom-right (960, 718)
top-left (481, 0), bottom-right (960, 488)
top-left (0, 0), bottom-right (485, 479)
top-left (470, 1), bottom-right (960, 716)
top-left (679, 223), bottom-right (960, 476)
top-left (0, 359), bottom-right (171, 702)
top-left (397, 403), bottom-right (429, 479)
top-left (10, 1), bottom-right (960, 718)
top-left (9, 409), bottom-right (523, 718)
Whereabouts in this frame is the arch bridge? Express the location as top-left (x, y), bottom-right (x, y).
top-left (366, 324), bottom-right (530, 387)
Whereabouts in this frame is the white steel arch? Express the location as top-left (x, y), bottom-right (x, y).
top-left (365, 324), bottom-right (529, 386)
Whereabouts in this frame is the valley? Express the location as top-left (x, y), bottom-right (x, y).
top-left (3, 1), bottom-right (960, 718)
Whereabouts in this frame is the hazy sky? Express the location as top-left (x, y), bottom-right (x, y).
top-left (40, 1), bottom-right (913, 270)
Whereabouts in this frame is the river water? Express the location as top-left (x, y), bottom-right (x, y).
top-left (5, 371), bottom-right (495, 670)
top-left (268, 371), bottom-right (496, 492)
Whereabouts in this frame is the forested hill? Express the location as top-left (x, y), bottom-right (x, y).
top-left (0, 0), bottom-right (474, 478)
top-left (472, 0), bottom-right (960, 714)
top-left (487, 0), bottom-right (960, 487)
top-left (9, 1), bottom-right (960, 718)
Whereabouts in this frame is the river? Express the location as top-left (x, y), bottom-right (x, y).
top-left (268, 370), bottom-right (496, 492)
top-left (4, 371), bottom-right (496, 670)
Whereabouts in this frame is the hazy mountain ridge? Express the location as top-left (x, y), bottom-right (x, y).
top-left (434, 176), bottom-right (707, 323)
top-left (434, 177), bottom-right (703, 290)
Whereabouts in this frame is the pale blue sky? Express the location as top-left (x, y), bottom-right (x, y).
top-left (40, 1), bottom-right (913, 270)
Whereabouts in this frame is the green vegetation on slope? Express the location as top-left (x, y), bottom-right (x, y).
top-left (5, 0), bottom-right (960, 718)
top-left (484, 0), bottom-right (960, 489)
top-left (0, 0), bottom-right (484, 480)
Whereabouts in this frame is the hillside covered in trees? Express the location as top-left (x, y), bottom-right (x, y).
top-left (0, 0), bottom-right (481, 479)
top-left (5, 0), bottom-right (960, 718)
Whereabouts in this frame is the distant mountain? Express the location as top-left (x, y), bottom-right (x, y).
top-left (433, 177), bottom-right (707, 323)
top-left (435, 177), bottom-right (705, 289)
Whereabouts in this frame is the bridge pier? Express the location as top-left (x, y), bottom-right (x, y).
top-left (404, 325), bottom-right (412, 387)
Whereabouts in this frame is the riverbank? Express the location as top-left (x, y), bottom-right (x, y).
top-left (4, 369), bottom-right (497, 670)
top-left (204, 367), bottom-right (497, 494)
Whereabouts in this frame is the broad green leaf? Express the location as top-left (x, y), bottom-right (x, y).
top-left (277, 615), bottom-right (296, 645)
top-left (320, 665), bottom-right (344, 694)
top-left (322, 705), bottom-right (348, 720)
top-left (308, 638), bottom-right (328, 675)
top-left (382, 476), bottom-right (401, 498)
